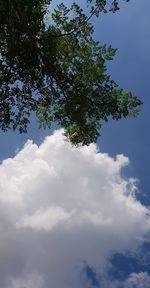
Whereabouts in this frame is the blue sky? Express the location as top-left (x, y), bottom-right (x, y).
top-left (95, 0), bottom-right (150, 205)
top-left (0, 1), bottom-right (150, 287)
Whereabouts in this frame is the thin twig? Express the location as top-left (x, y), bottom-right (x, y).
top-left (50, 4), bottom-right (101, 38)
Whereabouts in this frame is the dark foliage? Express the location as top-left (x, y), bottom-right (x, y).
top-left (0, 0), bottom-right (142, 145)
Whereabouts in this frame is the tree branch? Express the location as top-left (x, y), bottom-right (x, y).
top-left (50, 4), bottom-right (101, 38)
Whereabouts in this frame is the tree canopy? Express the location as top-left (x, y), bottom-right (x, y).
top-left (0, 0), bottom-right (142, 145)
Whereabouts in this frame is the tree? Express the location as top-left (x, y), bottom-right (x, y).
top-left (0, 0), bottom-right (142, 145)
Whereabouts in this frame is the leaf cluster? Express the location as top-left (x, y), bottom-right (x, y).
top-left (0, 0), bottom-right (141, 145)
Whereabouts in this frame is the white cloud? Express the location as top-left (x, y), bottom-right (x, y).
top-left (125, 272), bottom-right (150, 288)
top-left (0, 129), bottom-right (150, 288)
top-left (6, 272), bottom-right (45, 288)
top-left (17, 206), bottom-right (71, 230)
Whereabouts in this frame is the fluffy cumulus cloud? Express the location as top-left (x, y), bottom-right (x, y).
top-left (0, 129), bottom-right (150, 288)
